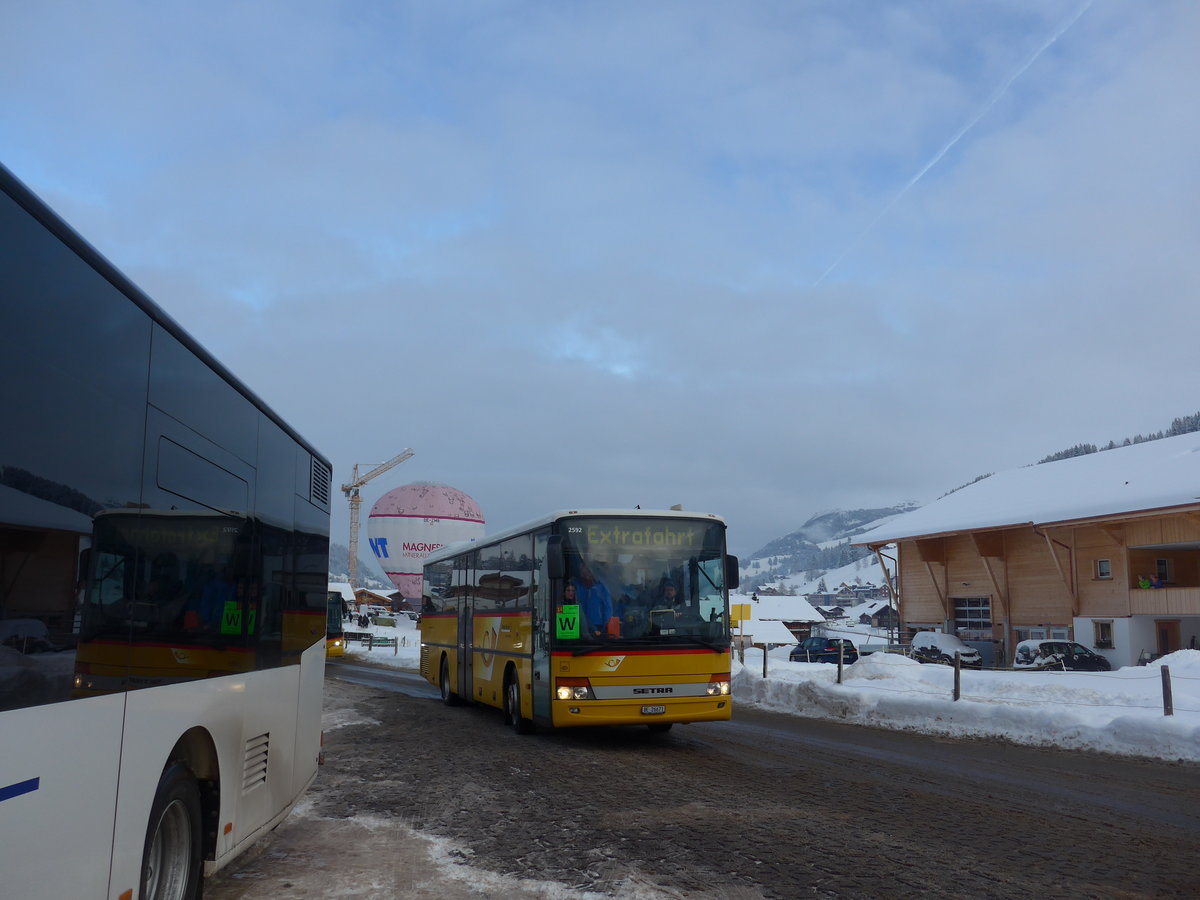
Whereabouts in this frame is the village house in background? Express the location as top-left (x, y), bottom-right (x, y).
top-left (328, 582), bottom-right (413, 616)
top-left (856, 432), bottom-right (1200, 669)
top-left (730, 591), bottom-right (825, 656)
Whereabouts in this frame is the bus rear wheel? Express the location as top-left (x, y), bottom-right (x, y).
top-left (504, 671), bottom-right (534, 734)
top-left (141, 761), bottom-right (203, 900)
top-left (440, 656), bottom-right (460, 706)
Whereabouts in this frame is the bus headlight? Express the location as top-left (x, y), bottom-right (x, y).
top-left (556, 678), bottom-right (595, 700)
top-left (706, 678), bottom-right (731, 696)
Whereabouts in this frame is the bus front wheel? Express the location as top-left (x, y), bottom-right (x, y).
top-left (504, 670), bottom-right (534, 735)
top-left (440, 656), bottom-right (460, 706)
top-left (141, 761), bottom-right (203, 900)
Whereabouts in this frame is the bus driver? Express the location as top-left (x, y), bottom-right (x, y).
top-left (661, 581), bottom-right (687, 613)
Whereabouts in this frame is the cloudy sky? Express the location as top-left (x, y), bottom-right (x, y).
top-left (3, 1), bottom-right (1197, 556)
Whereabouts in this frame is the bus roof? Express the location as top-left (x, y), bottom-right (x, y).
top-left (423, 508), bottom-right (727, 567)
top-left (0, 162), bottom-right (329, 469)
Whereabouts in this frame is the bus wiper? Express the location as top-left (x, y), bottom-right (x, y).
top-left (571, 635), bottom-right (727, 654)
top-left (689, 636), bottom-right (727, 652)
top-left (620, 635), bottom-right (728, 652)
top-left (571, 641), bottom-right (610, 656)
top-left (698, 563), bottom-right (721, 592)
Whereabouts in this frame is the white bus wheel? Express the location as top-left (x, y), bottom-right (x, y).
top-left (141, 761), bottom-right (203, 900)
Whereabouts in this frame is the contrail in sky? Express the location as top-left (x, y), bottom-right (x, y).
top-left (813, 0), bottom-right (1096, 286)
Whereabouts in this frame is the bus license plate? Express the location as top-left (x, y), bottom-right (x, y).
top-left (641, 705), bottom-right (666, 715)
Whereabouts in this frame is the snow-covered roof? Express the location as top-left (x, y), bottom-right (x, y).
top-left (739, 617), bottom-right (797, 644)
top-left (328, 582), bottom-right (357, 603)
top-left (856, 599), bottom-right (894, 615)
top-left (743, 593), bottom-right (824, 623)
top-left (855, 432), bottom-right (1200, 545)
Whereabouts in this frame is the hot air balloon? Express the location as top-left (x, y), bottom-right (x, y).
top-left (366, 482), bottom-right (485, 599)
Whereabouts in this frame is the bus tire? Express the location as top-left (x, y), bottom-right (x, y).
top-left (440, 655), bottom-right (460, 706)
top-left (141, 760), bottom-right (203, 900)
top-left (504, 669), bottom-right (534, 735)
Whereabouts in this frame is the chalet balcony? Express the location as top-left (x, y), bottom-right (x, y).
top-left (1128, 586), bottom-right (1200, 616)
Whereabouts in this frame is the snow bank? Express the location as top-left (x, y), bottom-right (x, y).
top-left (733, 648), bottom-right (1200, 761)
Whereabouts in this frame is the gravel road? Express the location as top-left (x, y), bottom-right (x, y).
top-left (205, 662), bottom-right (1200, 899)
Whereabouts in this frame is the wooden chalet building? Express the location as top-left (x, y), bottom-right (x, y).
top-left (855, 600), bottom-right (899, 630)
top-left (855, 432), bottom-right (1200, 669)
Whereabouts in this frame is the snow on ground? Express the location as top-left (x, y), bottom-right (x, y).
top-left (342, 613), bottom-right (1200, 762)
top-left (736, 647), bottom-right (1200, 762)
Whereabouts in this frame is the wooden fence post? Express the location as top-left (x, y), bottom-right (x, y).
top-left (1161, 666), bottom-right (1173, 716)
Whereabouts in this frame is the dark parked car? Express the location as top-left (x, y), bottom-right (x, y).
top-left (910, 631), bottom-right (983, 668)
top-left (789, 636), bottom-right (859, 664)
top-left (1013, 639), bottom-right (1111, 671)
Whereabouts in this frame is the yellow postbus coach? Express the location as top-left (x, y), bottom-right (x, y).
top-left (419, 509), bottom-right (738, 733)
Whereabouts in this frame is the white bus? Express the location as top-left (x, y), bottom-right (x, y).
top-left (0, 162), bottom-right (331, 900)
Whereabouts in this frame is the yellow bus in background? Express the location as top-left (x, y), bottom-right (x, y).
top-left (420, 509), bottom-right (738, 733)
top-left (326, 591), bottom-right (346, 657)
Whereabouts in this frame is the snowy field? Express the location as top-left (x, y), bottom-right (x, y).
top-left (343, 614), bottom-right (1200, 762)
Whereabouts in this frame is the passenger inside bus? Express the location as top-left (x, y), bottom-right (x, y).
top-left (570, 562), bottom-right (612, 637)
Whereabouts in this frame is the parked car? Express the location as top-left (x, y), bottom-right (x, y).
top-left (1013, 639), bottom-right (1111, 671)
top-left (909, 631), bottom-right (983, 668)
top-left (789, 636), bottom-right (859, 664)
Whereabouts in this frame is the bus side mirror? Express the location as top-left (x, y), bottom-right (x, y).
top-left (725, 555), bottom-right (740, 590)
top-left (547, 535), bottom-right (565, 580)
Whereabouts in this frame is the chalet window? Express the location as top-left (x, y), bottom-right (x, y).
top-left (1156, 559), bottom-right (1173, 582)
top-left (953, 596), bottom-right (991, 641)
top-left (1094, 559), bottom-right (1112, 580)
top-left (1093, 620), bottom-right (1114, 649)
top-left (1015, 625), bottom-right (1068, 642)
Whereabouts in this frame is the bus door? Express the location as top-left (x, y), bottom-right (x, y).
top-left (531, 530), bottom-right (554, 720)
top-left (530, 603), bottom-right (552, 720)
top-left (456, 554), bottom-right (473, 697)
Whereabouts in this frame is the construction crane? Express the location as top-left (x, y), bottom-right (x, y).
top-left (341, 449), bottom-right (414, 590)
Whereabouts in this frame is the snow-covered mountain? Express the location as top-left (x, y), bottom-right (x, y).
top-left (738, 504), bottom-right (916, 593)
top-left (328, 542), bottom-right (392, 591)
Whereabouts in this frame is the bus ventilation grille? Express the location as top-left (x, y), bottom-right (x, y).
top-left (310, 458), bottom-right (332, 507)
top-left (242, 732), bottom-right (270, 793)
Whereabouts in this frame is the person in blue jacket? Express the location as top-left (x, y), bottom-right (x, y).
top-left (572, 560), bottom-right (612, 637)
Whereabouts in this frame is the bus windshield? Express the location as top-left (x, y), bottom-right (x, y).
top-left (558, 516), bottom-right (729, 646)
top-left (327, 594), bottom-right (344, 638)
